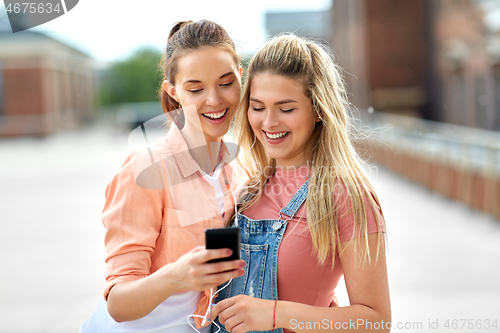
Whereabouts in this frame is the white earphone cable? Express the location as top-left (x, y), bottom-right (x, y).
top-left (187, 135), bottom-right (261, 332)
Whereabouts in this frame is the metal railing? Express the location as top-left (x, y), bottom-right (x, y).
top-left (362, 112), bottom-right (500, 177)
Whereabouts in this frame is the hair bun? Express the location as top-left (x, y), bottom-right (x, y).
top-left (168, 21), bottom-right (193, 40)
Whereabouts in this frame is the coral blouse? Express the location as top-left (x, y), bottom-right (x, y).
top-left (101, 124), bottom-right (245, 322)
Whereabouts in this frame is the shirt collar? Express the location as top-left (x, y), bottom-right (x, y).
top-left (166, 124), bottom-right (231, 179)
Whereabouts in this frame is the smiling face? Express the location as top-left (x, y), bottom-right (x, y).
top-left (248, 72), bottom-right (319, 168)
top-left (164, 46), bottom-right (242, 142)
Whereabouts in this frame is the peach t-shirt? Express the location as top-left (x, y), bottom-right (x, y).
top-left (242, 166), bottom-right (384, 323)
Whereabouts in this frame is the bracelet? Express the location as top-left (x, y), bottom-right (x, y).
top-left (272, 300), bottom-right (277, 331)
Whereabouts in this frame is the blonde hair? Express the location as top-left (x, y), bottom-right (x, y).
top-left (235, 34), bottom-right (385, 266)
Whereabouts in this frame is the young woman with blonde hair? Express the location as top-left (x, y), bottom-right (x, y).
top-left (211, 34), bottom-right (390, 333)
top-left (81, 20), bottom-right (246, 333)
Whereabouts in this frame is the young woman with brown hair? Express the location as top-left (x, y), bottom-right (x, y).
top-left (81, 20), bottom-right (246, 333)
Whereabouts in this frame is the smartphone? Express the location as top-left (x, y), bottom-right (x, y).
top-left (205, 227), bottom-right (240, 263)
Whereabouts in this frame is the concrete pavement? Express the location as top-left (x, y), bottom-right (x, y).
top-left (0, 124), bottom-right (499, 333)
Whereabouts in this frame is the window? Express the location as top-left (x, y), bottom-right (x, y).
top-left (450, 67), bottom-right (466, 125)
top-left (0, 62), bottom-right (3, 116)
top-left (494, 65), bottom-right (500, 130)
top-left (474, 76), bottom-right (488, 129)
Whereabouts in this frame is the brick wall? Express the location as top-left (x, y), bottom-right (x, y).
top-left (365, 0), bottom-right (426, 89)
top-left (4, 67), bottom-right (44, 115)
top-left (368, 141), bottom-right (500, 220)
top-left (0, 33), bottom-right (96, 136)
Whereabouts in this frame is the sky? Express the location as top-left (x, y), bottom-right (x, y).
top-left (0, 0), bottom-right (332, 64)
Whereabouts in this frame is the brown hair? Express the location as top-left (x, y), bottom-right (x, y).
top-left (158, 20), bottom-right (239, 129)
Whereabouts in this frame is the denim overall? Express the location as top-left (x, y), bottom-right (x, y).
top-left (214, 179), bottom-right (310, 333)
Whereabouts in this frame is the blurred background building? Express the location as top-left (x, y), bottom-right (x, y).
top-left (332, 0), bottom-right (500, 131)
top-left (266, 10), bottom-right (332, 42)
top-left (0, 25), bottom-right (95, 136)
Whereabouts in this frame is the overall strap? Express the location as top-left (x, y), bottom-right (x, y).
top-left (279, 178), bottom-right (310, 219)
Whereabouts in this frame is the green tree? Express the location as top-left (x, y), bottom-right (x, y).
top-left (100, 47), bottom-right (163, 106)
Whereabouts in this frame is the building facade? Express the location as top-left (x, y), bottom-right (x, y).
top-left (332, 0), bottom-right (500, 131)
top-left (266, 10), bottom-right (332, 42)
top-left (0, 29), bottom-right (95, 136)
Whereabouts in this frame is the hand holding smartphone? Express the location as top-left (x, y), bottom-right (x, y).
top-left (205, 227), bottom-right (240, 263)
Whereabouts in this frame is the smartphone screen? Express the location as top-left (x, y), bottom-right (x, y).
top-left (205, 227), bottom-right (240, 263)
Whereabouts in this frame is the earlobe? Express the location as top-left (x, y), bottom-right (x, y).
top-left (163, 80), bottom-right (178, 102)
top-left (314, 108), bottom-right (323, 123)
top-left (314, 109), bottom-right (323, 129)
